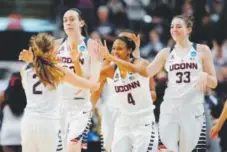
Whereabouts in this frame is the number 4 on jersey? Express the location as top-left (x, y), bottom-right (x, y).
top-left (127, 93), bottom-right (135, 105)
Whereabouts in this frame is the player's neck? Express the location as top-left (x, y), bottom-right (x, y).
top-left (118, 57), bottom-right (130, 73)
top-left (68, 34), bottom-right (83, 44)
top-left (175, 38), bottom-right (191, 49)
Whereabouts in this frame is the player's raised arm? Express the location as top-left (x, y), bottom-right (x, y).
top-left (146, 48), bottom-right (169, 77)
top-left (101, 38), bottom-right (147, 76)
top-left (61, 67), bottom-right (99, 91)
top-left (118, 32), bottom-right (141, 58)
top-left (149, 76), bottom-right (157, 101)
top-left (90, 76), bottom-right (107, 106)
top-left (70, 40), bottom-right (83, 76)
top-left (62, 42), bottom-right (103, 90)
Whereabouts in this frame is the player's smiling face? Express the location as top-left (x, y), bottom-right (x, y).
top-left (112, 39), bottom-right (131, 60)
top-left (170, 18), bottom-right (191, 41)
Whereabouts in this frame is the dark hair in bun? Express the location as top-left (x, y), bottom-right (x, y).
top-left (116, 36), bottom-right (136, 51)
top-left (174, 14), bottom-right (195, 28)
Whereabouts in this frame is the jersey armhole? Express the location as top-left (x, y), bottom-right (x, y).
top-left (25, 63), bottom-right (32, 70)
top-left (20, 63), bottom-right (32, 85)
top-left (61, 37), bottom-right (67, 44)
top-left (114, 64), bottom-right (118, 71)
top-left (130, 57), bottom-right (138, 64)
top-left (164, 47), bottom-right (174, 74)
top-left (193, 43), bottom-right (197, 51)
top-left (83, 37), bottom-right (89, 45)
top-left (60, 37), bottom-right (89, 45)
top-left (169, 45), bottom-right (175, 53)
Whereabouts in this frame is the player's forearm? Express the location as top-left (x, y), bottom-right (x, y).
top-left (150, 91), bottom-right (157, 102)
top-left (207, 75), bottom-right (217, 89)
top-left (216, 101), bottom-right (227, 129)
top-left (73, 60), bottom-right (83, 77)
top-left (146, 65), bottom-right (161, 78)
top-left (91, 90), bottom-right (102, 106)
top-left (89, 59), bottom-right (102, 83)
top-left (132, 47), bottom-right (140, 58)
top-left (0, 92), bottom-right (5, 105)
top-left (106, 54), bottom-right (144, 74)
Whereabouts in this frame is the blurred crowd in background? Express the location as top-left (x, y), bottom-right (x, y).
top-left (0, 0), bottom-right (227, 152)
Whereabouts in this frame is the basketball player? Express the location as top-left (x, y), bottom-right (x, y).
top-left (91, 32), bottom-right (156, 152)
top-left (109, 15), bottom-right (217, 152)
top-left (118, 31), bottom-right (140, 58)
top-left (0, 72), bottom-right (25, 152)
top-left (96, 36), bottom-right (158, 152)
top-left (210, 100), bottom-right (227, 140)
top-left (55, 8), bottom-right (99, 152)
top-left (20, 8), bottom-right (98, 152)
top-left (20, 33), bottom-right (102, 152)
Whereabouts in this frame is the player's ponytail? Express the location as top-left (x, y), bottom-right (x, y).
top-left (30, 33), bottom-right (65, 90)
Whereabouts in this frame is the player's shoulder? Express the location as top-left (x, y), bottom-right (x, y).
top-left (55, 38), bottom-right (66, 53)
top-left (161, 47), bottom-right (173, 54)
top-left (86, 37), bottom-right (93, 47)
top-left (158, 47), bottom-right (172, 60)
top-left (55, 38), bottom-right (64, 46)
top-left (195, 43), bottom-right (212, 59)
top-left (134, 57), bottom-right (149, 65)
top-left (196, 44), bottom-right (210, 52)
top-left (20, 63), bottom-right (32, 76)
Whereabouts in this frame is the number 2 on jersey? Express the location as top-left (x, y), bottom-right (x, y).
top-left (33, 74), bottom-right (42, 95)
top-left (127, 93), bottom-right (135, 105)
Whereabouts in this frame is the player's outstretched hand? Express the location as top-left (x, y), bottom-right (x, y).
top-left (210, 123), bottom-right (221, 140)
top-left (19, 47), bottom-right (33, 63)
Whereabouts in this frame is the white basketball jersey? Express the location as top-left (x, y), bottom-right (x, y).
top-left (21, 65), bottom-right (61, 119)
top-left (164, 44), bottom-right (204, 104)
top-left (111, 67), bottom-right (155, 115)
top-left (101, 78), bottom-right (119, 108)
top-left (57, 38), bottom-right (91, 111)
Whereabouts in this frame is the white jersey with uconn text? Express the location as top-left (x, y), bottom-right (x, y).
top-left (112, 68), bottom-right (155, 115)
top-left (164, 45), bottom-right (203, 104)
top-left (159, 45), bottom-right (207, 152)
top-left (22, 65), bottom-right (61, 119)
top-left (57, 38), bottom-right (91, 111)
top-left (111, 68), bottom-right (158, 152)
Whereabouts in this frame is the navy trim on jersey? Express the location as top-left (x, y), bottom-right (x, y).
top-left (83, 37), bottom-right (89, 45)
top-left (169, 42), bottom-right (197, 54)
top-left (169, 46), bottom-right (174, 53)
top-left (170, 43), bottom-right (197, 53)
top-left (60, 37), bottom-right (89, 45)
top-left (61, 37), bottom-right (67, 44)
top-left (130, 57), bottom-right (137, 64)
top-left (114, 64), bottom-right (118, 71)
top-left (165, 46), bottom-right (175, 74)
top-left (25, 63), bottom-right (32, 70)
top-left (193, 43), bottom-right (197, 51)
top-left (74, 97), bottom-right (85, 100)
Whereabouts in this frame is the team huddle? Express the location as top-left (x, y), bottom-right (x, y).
top-left (18, 8), bottom-right (224, 152)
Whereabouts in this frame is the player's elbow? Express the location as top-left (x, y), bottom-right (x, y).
top-left (151, 91), bottom-right (157, 102)
top-left (137, 67), bottom-right (148, 77)
top-left (212, 80), bottom-right (218, 89)
top-left (210, 78), bottom-right (218, 89)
